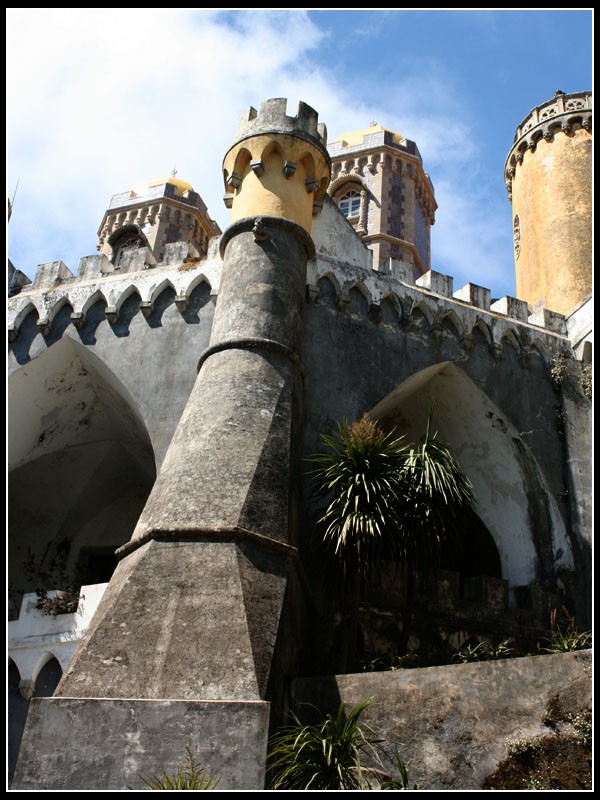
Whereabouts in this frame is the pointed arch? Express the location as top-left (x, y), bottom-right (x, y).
top-left (500, 328), bottom-right (522, 355)
top-left (530, 339), bottom-right (551, 365)
top-left (368, 361), bottom-right (574, 594)
top-left (379, 292), bottom-right (403, 327)
top-left (46, 297), bottom-right (74, 327)
top-left (232, 146), bottom-right (252, 181)
top-left (113, 284), bottom-right (142, 314)
top-left (184, 273), bottom-right (212, 300)
top-left (81, 289), bottom-right (108, 318)
top-left (440, 309), bottom-right (465, 339)
top-left (10, 300), bottom-right (40, 335)
top-left (8, 337), bottom-right (157, 606)
top-left (471, 319), bottom-right (493, 345)
top-left (315, 272), bottom-right (341, 308)
top-left (345, 280), bottom-right (372, 306)
top-left (409, 299), bottom-right (434, 328)
top-left (32, 655), bottom-right (63, 696)
top-left (260, 140), bottom-right (284, 164)
top-left (148, 278), bottom-right (177, 307)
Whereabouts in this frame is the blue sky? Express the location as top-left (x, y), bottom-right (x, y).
top-left (6, 9), bottom-right (592, 298)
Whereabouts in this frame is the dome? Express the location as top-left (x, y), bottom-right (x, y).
top-left (332, 124), bottom-right (406, 147)
top-left (133, 176), bottom-right (194, 198)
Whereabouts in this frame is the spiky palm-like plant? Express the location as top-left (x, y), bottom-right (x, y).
top-left (138, 748), bottom-right (221, 790)
top-left (310, 409), bottom-right (474, 664)
top-left (310, 416), bottom-right (409, 583)
top-left (309, 416), bottom-right (409, 667)
top-left (266, 697), bottom-right (381, 790)
top-left (394, 412), bottom-right (475, 653)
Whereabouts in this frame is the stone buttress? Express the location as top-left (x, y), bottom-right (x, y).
top-left (12, 99), bottom-right (331, 790)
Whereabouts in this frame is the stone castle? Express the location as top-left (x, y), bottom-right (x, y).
top-left (8, 91), bottom-right (592, 789)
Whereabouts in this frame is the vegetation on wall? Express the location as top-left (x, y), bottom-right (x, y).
top-left (136, 748), bottom-right (221, 790)
top-left (265, 697), bottom-right (416, 790)
top-left (309, 410), bottom-right (475, 670)
top-left (22, 548), bottom-right (81, 616)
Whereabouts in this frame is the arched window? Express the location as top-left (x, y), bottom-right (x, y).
top-left (108, 225), bottom-right (145, 266)
top-left (339, 190), bottom-right (361, 219)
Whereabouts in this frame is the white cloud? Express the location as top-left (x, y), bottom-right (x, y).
top-left (7, 8), bottom-right (516, 298)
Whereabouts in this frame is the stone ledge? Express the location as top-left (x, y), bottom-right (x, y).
top-left (292, 649), bottom-right (591, 790)
top-left (12, 697), bottom-right (270, 790)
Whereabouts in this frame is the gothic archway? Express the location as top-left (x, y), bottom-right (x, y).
top-left (8, 337), bottom-right (156, 616)
top-left (368, 361), bottom-right (574, 597)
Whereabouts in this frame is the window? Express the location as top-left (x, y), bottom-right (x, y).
top-left (112, 230), bottom-right (143, 266)
top-left (339, 190), bottom-right (361, 218)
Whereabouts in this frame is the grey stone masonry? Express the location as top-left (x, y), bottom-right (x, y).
top-left (232, 98), bottom-right (328, 151)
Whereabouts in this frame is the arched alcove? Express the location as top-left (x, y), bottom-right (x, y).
top-left (8, 337), bottom-right (156, 616)
top-left (368, 361), bottom-right (574, 597)
top-left (33, 656), bottom-right (63, 697)
top-left (8, 660), bottom-right (28, 785)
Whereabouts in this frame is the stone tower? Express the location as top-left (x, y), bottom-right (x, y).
top-left (12, 99), bottom-right (330, 790)
top-left (97, 175), bottom-right (222, 266)
top-left (504, 90), bottom-right (592, 317)
top-left (327, 124), bottom-right (437, 276)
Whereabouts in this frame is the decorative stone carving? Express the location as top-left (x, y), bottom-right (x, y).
top-left (490, 342), bottom-right (503, 360)
top-left (504, 91), bottom-right (592, 197)
top-left (513, 214), bottom-right (521, 260)
top-left (70, 311), bottom-right (86, 329)
top-left (252, 217), bottom-right (269, 242)
top-left (174, 295), bottom-right (188, 313)
top-left (282, 161), bottom-right (297, 178)
top-left (227, 172), bottom-right (242, 189)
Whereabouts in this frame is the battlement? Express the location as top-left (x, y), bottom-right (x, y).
top-left (505, 90), bottom-right (592, 197)
top-left (232, 97), bottom-right (328, 150)
top-left (8, 248), bottom-right (572, 353)
top-left (307, 257), bottom-right (572, 364)
top-left (328, 126), bottom-right (421, 161)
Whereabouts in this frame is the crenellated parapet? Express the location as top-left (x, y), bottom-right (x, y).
top-left (7, 240), bottom-right (222, 344)
top-left (97, 177), bottom-right (222, 266)
top-left (504, 90), bottom-right (592, 198)
top-left (306, 255), bottom-right (574, 366)
top-left (8, 241), bottom-right (576, 368)
top-left (222, 98), bottom-right (331, 232)
top-left (504, 90), bottom-right (592, 318)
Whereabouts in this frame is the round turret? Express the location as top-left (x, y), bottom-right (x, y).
top-left (222, 98), bottom-right (331, 233)
top-left (505, 91), bottom-right (592, 316)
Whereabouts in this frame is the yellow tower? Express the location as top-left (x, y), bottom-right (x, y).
top-left (505, 91), bottom-right (592, 316)
top-left (222, 98), bottom-right (331, 234)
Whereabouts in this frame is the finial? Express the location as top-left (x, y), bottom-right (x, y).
top-left (370, 121), bottom-right (378, 127)
top-left (554, 90), bottom-right (565, 96)
top-left (171, 167), bottom-right (178, 178)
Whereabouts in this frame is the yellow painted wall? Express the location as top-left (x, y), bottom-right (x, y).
top-left (223, 134), bottom-right (330, 234)
top-left (511, 128), bottom-right (591, 316)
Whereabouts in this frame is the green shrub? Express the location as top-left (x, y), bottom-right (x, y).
top-left (138, 748), bottom-right (221, 790)
top-left (538, 607), bottom-right (592, 654)
top-left (266, 697), bottom-right (415, 790)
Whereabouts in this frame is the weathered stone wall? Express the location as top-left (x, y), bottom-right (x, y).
top-left (13, 697), bottom-right (270, 790)
top-left (291, 649), bottom-right (592, 790)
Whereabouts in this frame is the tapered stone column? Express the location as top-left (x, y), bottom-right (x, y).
top-left (13, 99), bottom-right (330, 790)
